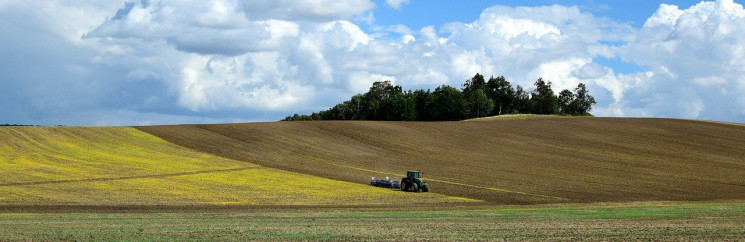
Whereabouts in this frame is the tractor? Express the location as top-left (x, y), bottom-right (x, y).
top-left (400, 170), bottom-right (429, 192)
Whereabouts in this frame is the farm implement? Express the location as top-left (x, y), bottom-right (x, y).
top-left (370, 176), bottom-right (400, 189)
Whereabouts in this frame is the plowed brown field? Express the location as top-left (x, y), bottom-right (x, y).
top-left (0, 127), bottom-right (468, 207)
top-left (138, 117), bottom-right (745, 205)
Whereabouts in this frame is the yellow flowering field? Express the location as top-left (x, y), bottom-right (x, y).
top-left (0, 127), bottom-right (476, 206)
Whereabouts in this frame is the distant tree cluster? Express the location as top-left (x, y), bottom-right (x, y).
top-left (1, 124), bottom-right (37, 126)
top-left (283, 73), bottom-right (596, 121)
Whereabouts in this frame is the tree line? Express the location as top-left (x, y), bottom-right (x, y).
top-left (283, 73), bottom-right (596, 121)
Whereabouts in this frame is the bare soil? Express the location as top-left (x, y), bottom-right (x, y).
top-left (137, 117), bottom-right (745, 205)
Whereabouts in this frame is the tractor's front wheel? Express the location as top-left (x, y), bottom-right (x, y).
top-left (412, 183), bottom-right (419, 193)
top-left (422, 184), bottom-right (429, 192)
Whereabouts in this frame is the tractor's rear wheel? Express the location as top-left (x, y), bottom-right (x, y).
top-left (400, 181), bottom-right (407, 191)
top-left (412, 183), bottom-right (419, 193)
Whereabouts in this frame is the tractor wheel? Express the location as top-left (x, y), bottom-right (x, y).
top-left (412, 183), bottom-right (419, 193)
top-left (400, 181), bottom-right (407, 191)
top-left (422, 184), bottom-right (429, 192)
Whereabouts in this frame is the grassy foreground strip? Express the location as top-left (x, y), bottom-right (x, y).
top-left (2, 203), bottom-right (744, 240)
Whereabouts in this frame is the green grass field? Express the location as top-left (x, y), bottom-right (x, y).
top-left (2, 203), bottom-right (744, 240)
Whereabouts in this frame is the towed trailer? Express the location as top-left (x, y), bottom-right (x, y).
top-left (370, 176), bottom-right (400, 189)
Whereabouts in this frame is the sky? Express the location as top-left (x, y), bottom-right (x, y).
top-left (1, 0), bottom-right (744, 125)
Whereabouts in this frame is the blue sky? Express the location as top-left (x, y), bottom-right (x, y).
top-left (1, 0), bottom-right (744, 125)
top-left (370, 1), bottom-right (701, 28)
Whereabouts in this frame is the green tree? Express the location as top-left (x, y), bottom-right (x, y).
top-left (558, 89), bottom-right (575, 115)
top-left (412, 89), bottom-right (431, 120)
top-left (486, 75), bottom-right (515, 115)
top-left (465, 88), bottom-right (494, 118)
top-left (348, 94), bottom-right (364, 120)
top-left (571, 83), bottom-right (596, 115)
top-left (463, 73), bottom-right (493, 118)
top-left (327, 102), bottom-right (350, 120)
top-left (530, 78), bottom-right (559, 115)
top-left (362, 81), bottom-right (403, 120)
top-left (462, 73), bottom-right (486, 92)
top-left (427, 85), bottom-right (469, 121)
top-left (281, 75), bottom-right (597, 121)
top-left (380, 91), bottom-right (416, 121)
top-left (513, 85), bottom-right (530, 114)
top-left (282, 113), bottom-right (314, 121)
top-left (403, 91), bottom-right (418, 121)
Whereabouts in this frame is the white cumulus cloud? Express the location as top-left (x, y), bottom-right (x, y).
top-left (386, 0), bottom-right (410, 10)
top-left (3, 0), bottom-right (745, 125)
top-left (613, 0), bottom-right (745, 121)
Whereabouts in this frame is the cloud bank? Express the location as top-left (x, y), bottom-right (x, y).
top-left (617, 0), bottom-right (745, 120)
top-left (1, 0), bottom-right (743, 125)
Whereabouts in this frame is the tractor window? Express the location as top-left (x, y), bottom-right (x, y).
top-left (408, 172), bottom-right (419, 179)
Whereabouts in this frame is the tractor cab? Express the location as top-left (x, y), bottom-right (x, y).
top-left (407, 170), bottom-right (420, 179)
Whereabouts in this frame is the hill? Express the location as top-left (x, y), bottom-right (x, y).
top-left (138, 117), bottom-right (745, 205)
top-left (0, 127), bottom-right (468, 207)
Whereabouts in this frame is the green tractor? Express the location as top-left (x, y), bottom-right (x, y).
top-left (400, 170), bottom-right (429, 192)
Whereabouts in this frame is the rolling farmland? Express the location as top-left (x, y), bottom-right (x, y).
top-left (0, 126), bottom-right (471, 207)
top-left (3, 117), bottom-right (745, 240)
top-left (138, 117), bottom-right (745, 205)
top-left (3, 117), bottom-right (744, 206)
